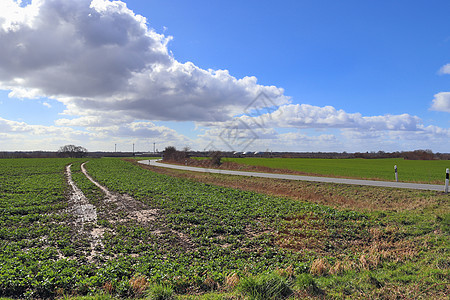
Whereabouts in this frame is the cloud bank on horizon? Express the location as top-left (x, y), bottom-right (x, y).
top-left (0, 0), bottom-right (449, 152)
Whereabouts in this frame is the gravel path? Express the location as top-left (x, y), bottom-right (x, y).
top-left (139, 160), bottom-right (447, 192)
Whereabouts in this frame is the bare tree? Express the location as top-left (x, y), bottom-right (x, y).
top-left (162, 146), bottom-right (189, 162)
top-left (58, 145), bottom-right (88, 158)
top-left (210, 151), bottom-right (222, 166)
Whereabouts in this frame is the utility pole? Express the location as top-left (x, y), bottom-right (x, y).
top-left (133, 143), bottom-right (135, 154)
top-left (153, 142), bottom-right (156, 153)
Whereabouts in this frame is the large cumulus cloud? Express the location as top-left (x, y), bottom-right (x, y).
top-left (199, 103), bottom-right (450, 152)
top-left (0, 116), bottom-right (190, 151)
top-left (431, 64), bottom-right (450, 113)
top-left (258, 104), bottom-right (425, 131)
top-left (431, 92), bottom-right (450, 113)
top-left (203, 104), bottom-right (437, 132)
top-left (0, 0), bottom-right (289, 125)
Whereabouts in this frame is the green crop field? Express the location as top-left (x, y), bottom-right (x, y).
top-left (223, 157), bottom-right (450, 184)
top-left (0, 157), bottom-right (448, 299)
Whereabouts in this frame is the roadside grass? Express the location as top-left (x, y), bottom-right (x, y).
top-left (222, 157), bottom-right (450, 184)
top-left (236, 272), bottom-right (293, 300)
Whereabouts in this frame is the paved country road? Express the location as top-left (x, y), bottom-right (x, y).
top-left (138, 160), bottom-right (448, 192)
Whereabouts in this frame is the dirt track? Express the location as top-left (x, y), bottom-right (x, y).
top-left (80, 162), bottom-right (158, 224)
top-left (65, 162), bottom-right (193, 260)
top-left (66, 164), bottom-right (103, 261)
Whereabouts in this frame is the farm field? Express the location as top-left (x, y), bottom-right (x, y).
top-left (0, 157), bottom-right (448, 299)
top-left (222, 157), bottom-right (450, 184)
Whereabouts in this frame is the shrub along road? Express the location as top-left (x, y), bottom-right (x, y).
top-left (140, 160), bottom-right (446, 192)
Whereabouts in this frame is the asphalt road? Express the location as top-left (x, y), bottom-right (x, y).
top-left (138, 160), bottom-right (447, 192)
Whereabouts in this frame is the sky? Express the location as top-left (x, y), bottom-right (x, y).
top-left (0, 0), bottom-right (449, 153)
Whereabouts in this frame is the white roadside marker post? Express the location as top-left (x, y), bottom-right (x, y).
top-left (394, 165), bottom-right (398, 182)
top-left (445, 168), bottom-right (449, 193)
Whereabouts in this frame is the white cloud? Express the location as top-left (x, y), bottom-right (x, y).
top-left (432, 64), bottom-right (450, 113)
top-left (0, 0), bottom-right (290, 124)
top-left (0, 0), bottom-right (39, 31)
top-left (0, 116), bottom-right (91, 136)
top-left (0, 116), bottom-right (191, 151)
top-left (55, 114), bottom-right (134, 127)
top-left (1, 0), bottom-right (448, 152)
top-left (95, 121), bottom-right (190, 142)
top-left (261, 104), bottom-right (425, 131)
top-left (430, 92), bottom-right (450, 113)
top-left (438, 63), bottom-right (450, 75)
top-left (199, 103), bottom-right (450, 152)
top-left (0, 117), bottom-right (95, 150)
top-left (203, 104), bottom-right (428, 132)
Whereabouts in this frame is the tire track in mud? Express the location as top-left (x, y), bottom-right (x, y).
top-left (66, 164), bottom-right (97, 223)
top-left (80, 162), bottom-right (158, 224)
top-left (66, 162), bottom-right (194, 260)
top-left (80, 163), bottom-right (194, 249)
top-left (66, 164), bottom-right (104, 262)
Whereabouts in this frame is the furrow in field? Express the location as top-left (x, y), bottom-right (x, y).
top-left (65, 164), bottom-right (104, 261)
top-left (66, 164), bottom-right (97, 223)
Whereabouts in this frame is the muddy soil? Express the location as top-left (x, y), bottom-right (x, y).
top-left (65, 164), bottom-right (104, 261)
top-left (66, 164), bottom-right (97, 223)
top-left (65, 162), bottom-right (194, 260)
top-left (80, 162), bottom-right (159, 224)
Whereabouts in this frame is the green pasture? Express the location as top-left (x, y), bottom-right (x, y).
top-left (224, 157), bottom-right (450, 184)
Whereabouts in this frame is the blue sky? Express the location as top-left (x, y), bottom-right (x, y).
top-left (137, 0), bottom-right (450, 118)
top-left (0, 0), bottom-right (449, 152)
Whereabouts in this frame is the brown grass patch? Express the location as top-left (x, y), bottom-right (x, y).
top-left (330, 259), bottom-right (354, 275)
top-left (276, 212), bottom-right (421, 264)
top-left (275, 265), bottom-right (295, 278)
top-left (102, 281), bottom-right (114, 294)
top-left (275, 213), bottom-right (329, 253)
top-left (310, 258), bottom-right (331, 276)
top-left (224, 273), bottom-right (240, 290)
top-left (129, 274), bottom-right (149, 297)
top-left (203, 276), bottom-right (218, 290)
